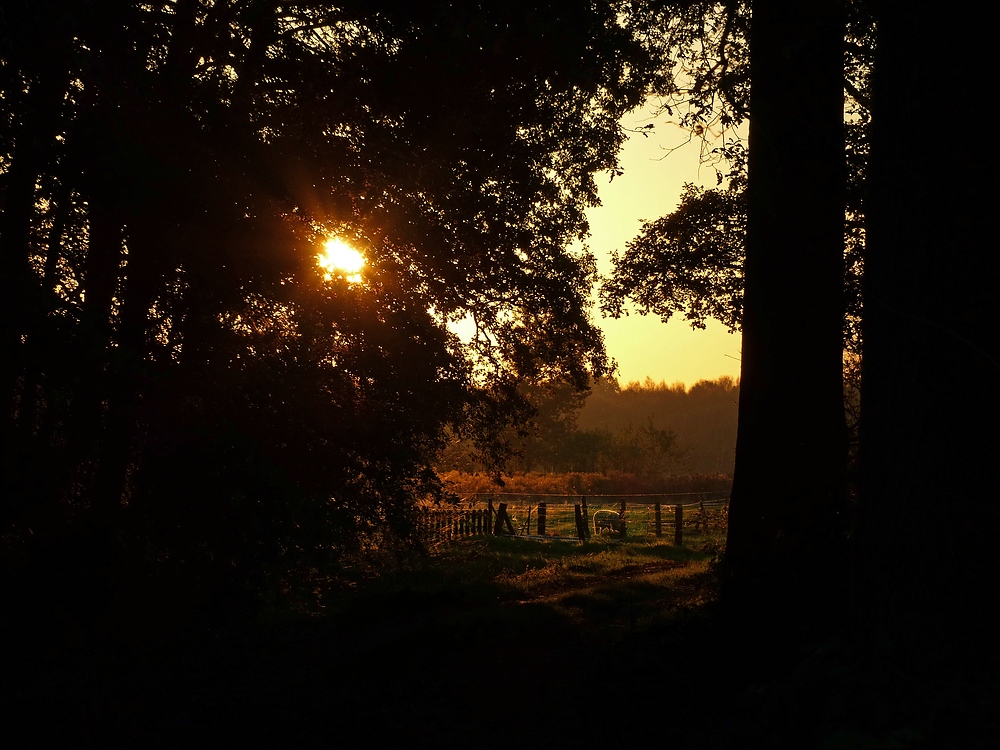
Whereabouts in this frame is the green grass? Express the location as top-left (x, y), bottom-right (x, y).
top-left (309, 532), bottom-right (726, 640)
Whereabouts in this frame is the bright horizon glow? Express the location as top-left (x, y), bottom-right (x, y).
top-left (318, 237), bottom-right (365, 282)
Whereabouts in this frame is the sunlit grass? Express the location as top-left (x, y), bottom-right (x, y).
top-left (304, 534), bottom-right (724, 638)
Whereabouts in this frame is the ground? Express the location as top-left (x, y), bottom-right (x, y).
top-left (3, 536), bottom-right (998, 748)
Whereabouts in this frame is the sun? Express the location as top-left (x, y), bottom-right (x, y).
top-left (317, 237), bottom-right (365, 282)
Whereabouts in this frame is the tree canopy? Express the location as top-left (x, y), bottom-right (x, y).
top-left (0, 0), bottom-right (661, 589)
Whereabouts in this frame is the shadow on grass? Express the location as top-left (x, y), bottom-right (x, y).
top-left (8, 529), bottom-right (992, 750)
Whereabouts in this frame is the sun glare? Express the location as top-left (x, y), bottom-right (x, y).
top-left (318, 237), bottom-right (365, 283)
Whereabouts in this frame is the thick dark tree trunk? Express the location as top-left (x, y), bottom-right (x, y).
top-left (724, 0), bottom-right (848, 635)
top-left (858, 4), bottom-right (999, 640)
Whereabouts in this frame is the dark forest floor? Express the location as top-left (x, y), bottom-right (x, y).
top-left (3, 537), bottom-right (998, 749)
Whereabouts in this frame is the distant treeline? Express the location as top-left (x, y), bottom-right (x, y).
top-left (579, 376), bottom-right (739, 475)
top-left (438, 376), bottom-right (738, 477)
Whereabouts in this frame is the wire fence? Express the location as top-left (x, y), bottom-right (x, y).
top-left (417, 492), bottom-right (729, 546)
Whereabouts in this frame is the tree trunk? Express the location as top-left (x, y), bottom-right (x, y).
top-left (723, 0), bottom-right (848, 635)
top-left (89, 226), bottom-right (160, 522)
top-left (67, 193), bottom-right (125, 510)
top-left (0, 70), bottom-right (68, 525)
top-left (857, 3), bottom-right (999, 638)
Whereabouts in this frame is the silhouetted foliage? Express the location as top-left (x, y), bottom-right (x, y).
top-left (0, 1), bottom-right (661, 600)
top-left (602, 146), bottom-right (747, 333)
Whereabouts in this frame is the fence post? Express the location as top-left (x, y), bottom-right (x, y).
top-left (674, 504), bottom-right (683, 546)
top-left (620, 499), bottom-right (627, 538)
top-left (654, 502), bottom-right (662, 538)
top-left (537, 502), bottom-right (547, 536)
top-left (487, 498), bottom-right (494, 535)
top-left (574, 504), bottom-right (586, 540)
top-left (494, 502), bottom-right (508, 535)
top-left (581, 496), bottom-right (591, 538)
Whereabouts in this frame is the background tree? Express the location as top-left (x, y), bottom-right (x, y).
top-left (438, 375), bottom-right (736, 477)
top-left (578, 376), bottom-right (738, 474)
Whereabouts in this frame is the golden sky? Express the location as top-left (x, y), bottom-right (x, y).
top-left (585, 106), bottom-right (743, 388)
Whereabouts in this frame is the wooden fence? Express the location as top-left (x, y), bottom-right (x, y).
top-left (417, 493), bottom-right (729, 546)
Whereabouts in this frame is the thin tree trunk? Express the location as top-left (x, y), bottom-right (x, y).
top-left (67, 193), bottom-right (125, 511)
top-left (90, 218), bottom-right (163, 519)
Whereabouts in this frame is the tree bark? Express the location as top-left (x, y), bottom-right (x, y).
top-left (857, 2), bottom-right (999, 638)
top-left (723, 0), bottom-right (848, 635)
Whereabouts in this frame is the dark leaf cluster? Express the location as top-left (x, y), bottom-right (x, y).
top-left (0, 1), bottom-right (657, 596)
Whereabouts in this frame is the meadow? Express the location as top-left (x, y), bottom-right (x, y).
top-left (332, 532), bottom-right (726, 634)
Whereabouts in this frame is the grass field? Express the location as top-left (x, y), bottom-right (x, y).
top-left (323, 530), bottom-right (727, 641)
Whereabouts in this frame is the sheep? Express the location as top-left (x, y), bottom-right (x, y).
top-left (593, 509), bottom-right (623, 536)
